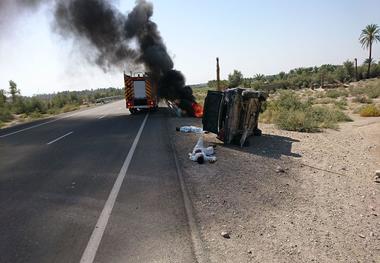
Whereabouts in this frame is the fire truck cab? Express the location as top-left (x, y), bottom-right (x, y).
top-left (124, 72), bottom-right (158, 114)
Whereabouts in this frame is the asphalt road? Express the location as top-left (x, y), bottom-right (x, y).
top-left (0, 101), bottom-right (196, 263)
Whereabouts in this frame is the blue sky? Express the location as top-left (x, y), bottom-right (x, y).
top-left (1, 0), bottom-right (380, 96)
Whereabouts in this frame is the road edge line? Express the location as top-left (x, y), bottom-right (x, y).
top-left (166, 118), bottom-right (209, 263)
top-left (80, 113), bottom-right (149, 263)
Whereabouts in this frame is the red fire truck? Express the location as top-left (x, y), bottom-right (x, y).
top-left (124, 72), bottom-right (158, 114)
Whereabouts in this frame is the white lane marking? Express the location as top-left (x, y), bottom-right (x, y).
top-left (80, 113), bottom-right (149, 263)
top-left (46, 131), bottom-right (74, 145)
top-left (97, 115), bottom-right (107, 120)
top-left (0, 100), bottom-right (122, 138)
top-left (0, 113), bottom-right (76, 139)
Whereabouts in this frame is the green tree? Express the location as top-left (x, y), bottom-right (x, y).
top-left (228, 70), bottom-right (243, 88)
top-left (278, 71), bottom-right (286, 80)
top-left (343, 60), bottom-right (355, 79)
top-left (0, 89), bottom-right (6, 107)
top-left (9, 80), bottom-right (20, 103)
top-left (242, 79), bottom-right (252, 89)
top-left (318, 68), bottom-right (328, 88)
top-left (335, 66), bottom-right (349, 82)
top-left (207, 80), bottom-right (217, 89)
top-left (254, 73), bottom-right (265, 81)
top-left (359, 24), bottom-right (380, 78)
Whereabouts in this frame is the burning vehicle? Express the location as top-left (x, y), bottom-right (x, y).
top-left (158, 70), bottom-right (203, 118)
top-left (202, 88), bottom-right (267, 147)
top-left (124, 71), bottom-right (203, 117)
top-left (166, 98), bottom-right (203, 118)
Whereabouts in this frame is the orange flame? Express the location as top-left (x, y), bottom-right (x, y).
top-left (192, 102), bottom-right (203, 118)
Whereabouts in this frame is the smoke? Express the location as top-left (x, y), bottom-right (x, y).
top-left (0, 0), bottom-right (195, 103)
top-left (0, 0), bottom-right (45, 10)
top-left (54, 0), bottom-right (137, 69)
top-left (158, 70), bottom-right (195, 102)
top-left (0, 0), bottom-right (48, 29)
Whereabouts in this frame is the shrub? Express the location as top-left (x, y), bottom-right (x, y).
top-left (276, 109), bottom-right (318, 132)
top-left (334, 98), bottom-right (348, 110)
top-left (313, 97), bottom-right (347, 109)
top-left (47, 108), bottom-right (61, 115)
top-left (326, 89), bottom-right (348, 98)
top-left (316, 91), bottom-right (326, 98)
top-left (365, 84), bottom-right (380, 98)
top-left (24, 97), bottom-right (48, 114)
top-left (261, 90), bottom-right (351, 132)
top-left (28, 111), bottom-right (43, 119)
top-left (0, 108), bottom-right (13, 122)
top-left (352, 95), bottom-right (373, 104)
top-left (349, 83), bottom-right (380, 98)
top-left (359, 104), bottom-right (380, 117)
top-left (316, 97), bottom-right (335, 104)
top-left (310, 106), bottom-right (352, 128)
top-left (62, 104), bottom-right (79, 113)
top-left (260, 101), bottom-right (277, 123)
top-left (275, 90), bottom-right (309, 111)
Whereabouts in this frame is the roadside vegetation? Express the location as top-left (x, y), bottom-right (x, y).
top-left (0, 81), bottom-right (123, 128)
top-left (196, 75), bottom-right (380, 132)
top-left (199, 24), bottom-right (380, 132)
top-left (260, 91), bottom-right (352, 132)
top-left (358, 104), bottom-right (380, 117)
top-left (207, 58), bottom-right (380, 93)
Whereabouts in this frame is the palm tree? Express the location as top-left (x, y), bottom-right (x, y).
top-left (359, 24), bottom-right (380, 78)
top-left (253, 73), bottom-right (265, 81)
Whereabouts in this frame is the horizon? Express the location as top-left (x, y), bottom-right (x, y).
top-left (0, 0), bottom-right (380, 96)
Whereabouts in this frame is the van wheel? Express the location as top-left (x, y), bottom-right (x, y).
top-left (129, 109), bottom-right (137, 114)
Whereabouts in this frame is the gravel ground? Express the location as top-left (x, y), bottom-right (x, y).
top-left (169, 115), bottom-right (380, 263)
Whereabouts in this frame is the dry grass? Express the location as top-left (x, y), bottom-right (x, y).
top-left (261, 91), bottom-right (351, 132)
top-left (359, 104), bottom-right (380, 117)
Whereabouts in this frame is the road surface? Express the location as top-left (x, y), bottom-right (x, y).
top-left (0, 101), bottom-right (197, 263)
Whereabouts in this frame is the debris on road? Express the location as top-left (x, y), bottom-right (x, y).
top-left (375, 170), bottom-right (380, 183)
top-left (176, 125), bottom-right (203, 133)
top-left (221, 231), bottom-right (230, 239)
top-left (189, 135), bottom-right (216, 164)
top-left (276, 166), bottom-right (285, 173)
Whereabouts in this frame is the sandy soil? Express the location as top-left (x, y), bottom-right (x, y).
top-left (169, 115), bottom-right (380, 263)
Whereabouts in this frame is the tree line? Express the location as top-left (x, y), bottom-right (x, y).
top-left (0, 81), bottom-right (123, 126)
top-left (208, 24), bottom-right (380, 91)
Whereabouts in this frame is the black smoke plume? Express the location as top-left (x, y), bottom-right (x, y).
top-left (1, 0), bottom-right (196, 103)
top-left (54, 0), bottom-right (137, 70)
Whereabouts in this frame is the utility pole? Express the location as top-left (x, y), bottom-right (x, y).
top-left (216, 57), bottom-right (221, 91)
top-left (354, 58), bottom-right (358, 81)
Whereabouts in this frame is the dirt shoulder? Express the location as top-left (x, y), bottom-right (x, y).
top-left (169, 115), bottom-right (380, 263)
